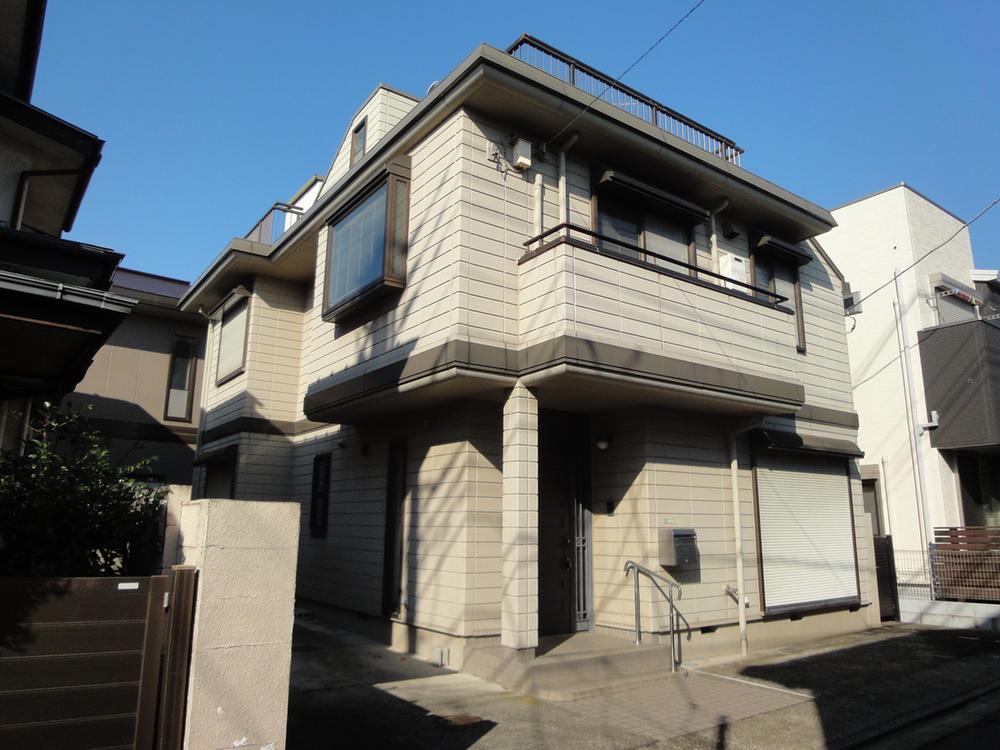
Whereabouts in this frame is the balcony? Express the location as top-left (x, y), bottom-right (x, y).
top-left (515, 224), bottom-right (803, 415)
top-left (244, 203), bottom-right (304, 245)
top-left (508, 35), bottom-right (743, 166)
top-left (919, 318), bottom-right (1000, 450)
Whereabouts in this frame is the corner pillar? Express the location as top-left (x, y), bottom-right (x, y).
top-left (501, 380), bottom-right (539, 652)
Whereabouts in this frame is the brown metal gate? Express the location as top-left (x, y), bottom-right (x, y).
top-left (873, 535), bottom-right (900, 621)
top-left (0, 566), bottom-right (197, 750)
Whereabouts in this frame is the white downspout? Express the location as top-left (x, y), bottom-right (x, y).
top-left (708, 200), bottom-right (729, 273)
top-left (557, 133), bottom-right (580, 232)
top-left (728, 417), bottom-right (761, 657)
top-left (533, 171), bottom-right (543, 237)
top-left (729, 434), bottom-right (749, 656)
top-left (893, 269), bottom-right (934, 581)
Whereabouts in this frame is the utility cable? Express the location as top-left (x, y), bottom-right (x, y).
top-left (545, 0), bottom-right (708, 149)
top-left (846, 195), bottom-right (1000, 314)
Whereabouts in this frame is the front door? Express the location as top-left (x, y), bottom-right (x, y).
top-left (538, 410), bottom-right (591, 636)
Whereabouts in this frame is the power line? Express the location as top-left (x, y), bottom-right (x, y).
top-left (545, 0), bottom-right (708, 148)
top-left (847, 195), bottom-right (1000, 314)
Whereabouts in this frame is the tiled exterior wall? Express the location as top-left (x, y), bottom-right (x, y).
top-left (193, 93), bottom-right (871, 653)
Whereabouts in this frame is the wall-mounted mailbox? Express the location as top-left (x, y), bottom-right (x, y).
top-left (658, 527), bottom-right (698, 567)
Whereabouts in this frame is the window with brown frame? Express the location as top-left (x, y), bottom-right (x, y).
top-left (323, 170), bottom-right (410, 322)
top-left (164, 334), bottom-right (197, 422)
top-left (594, 195), bottom-right (694, 271)
top-left (350, 119), bottom-right (366, 168)
top-left (310, 453), bottom-right (332, 538)
top-left (752, 250), bottom-right (806, 352)
top-left (216, 296), bottom-right (249, 384)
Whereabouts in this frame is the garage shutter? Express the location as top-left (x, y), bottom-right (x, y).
top-left (756, 453), bottom-right (859, 611)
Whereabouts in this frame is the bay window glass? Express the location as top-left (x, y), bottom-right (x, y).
top-left (329, 184), bottom-right (387, 308)
top-left (324, 175), bottom-right (409, 320)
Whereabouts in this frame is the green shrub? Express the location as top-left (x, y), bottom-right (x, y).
top-left (0, 404), bottom-right (165, 577)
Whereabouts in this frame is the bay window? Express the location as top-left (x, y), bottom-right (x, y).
top-left (323, 167), bottom-right (410, 322)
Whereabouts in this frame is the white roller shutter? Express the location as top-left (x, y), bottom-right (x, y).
top-left (936, 294), bottom-right (976, 325)
top-left (756, 453), bottom-right (858, 611)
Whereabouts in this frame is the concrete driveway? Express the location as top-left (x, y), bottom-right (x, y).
top-left (286, 611), bottom-right (1000, 749)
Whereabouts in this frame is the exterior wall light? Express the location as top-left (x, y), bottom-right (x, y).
top-left (596, 438), bottom-right (611, 451)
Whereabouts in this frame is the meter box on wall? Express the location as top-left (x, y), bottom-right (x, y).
top-left (658, 527), bottom-right (698, 567)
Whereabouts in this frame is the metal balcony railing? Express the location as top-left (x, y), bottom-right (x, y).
top-left (508, 35), bottom-right (744, 166)
top-left (522, 222), bottom-right (787, 307)
top-left (244, 203), bottom-right (304, 245)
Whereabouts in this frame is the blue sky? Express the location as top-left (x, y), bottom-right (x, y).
top-left (35, 0), bottom-right (999, 281)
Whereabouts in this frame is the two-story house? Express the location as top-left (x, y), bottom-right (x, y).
top-left (824, 185), bottom-right (999, 567)
top-left (181, 36), bottom-right (877, 672)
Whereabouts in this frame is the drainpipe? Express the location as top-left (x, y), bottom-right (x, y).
top-left (880, 456), bottom-right (894, 538)
top-left (728, 418), bottom-right (761, 657)
top-left (557, 133), bottom-right (580, 233)
top-left (533, 170), bottom-right (543, 238)
top-left (708, 200), bottom-right (729, 273)
top-left (892, 270), bottom-right (934, 585)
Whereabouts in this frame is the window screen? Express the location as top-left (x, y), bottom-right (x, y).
top-left (644, 215), bottom-right (689, 266)
top-left (310, 454), bottom-right (332, 538)
top-left (165, 336), bottom-right (195, 420)
top-left (217, 297), bottom-right (248, 382)
top-left (351, 120), bottom-right (366, 167)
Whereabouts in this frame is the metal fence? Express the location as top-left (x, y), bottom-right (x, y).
top-left (507, 35), bottom-right (744, 166)
top-left (895, 543), bottom-right (1000, 604)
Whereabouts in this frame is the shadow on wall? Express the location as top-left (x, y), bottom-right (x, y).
top-left (61, 392), bottom-right (196, 485)
top-left (0, 579), bottom-right (70, 653)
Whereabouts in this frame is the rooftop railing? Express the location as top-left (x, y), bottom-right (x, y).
top-left (508, 35), bottom-right (743, 166)
top-left (244, 203), bottom-right (304, 245)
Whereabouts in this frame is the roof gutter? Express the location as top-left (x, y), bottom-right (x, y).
top-left (15, 0), bottom-right (47, 102)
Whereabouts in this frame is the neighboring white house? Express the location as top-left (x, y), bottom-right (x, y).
top-left (823, 184), bottom-right (999, 560)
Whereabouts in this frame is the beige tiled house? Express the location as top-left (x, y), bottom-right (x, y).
top-left (181, 36), bottom-right (879, 670)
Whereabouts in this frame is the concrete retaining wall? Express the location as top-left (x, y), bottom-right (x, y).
top-left (899, 598), bottom-right (1000, 630)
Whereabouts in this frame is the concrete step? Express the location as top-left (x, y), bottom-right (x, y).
top-left (463, 634), bottom-right (676, 701)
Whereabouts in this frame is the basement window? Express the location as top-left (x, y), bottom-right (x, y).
top-left (323, 166), bottom-right (410, 322)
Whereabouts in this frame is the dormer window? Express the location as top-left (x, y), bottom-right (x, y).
top-left (350, 119), bottom-right (367, 167)
top-left (323, 158), bottom-right (410, 322)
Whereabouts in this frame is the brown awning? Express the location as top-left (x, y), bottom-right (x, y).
top-left (755, 236), bottom-right (812, 267)
top-left (752, 428), bottom-right (863, 458)
top-left (596, 169), bottom-right (710, 223)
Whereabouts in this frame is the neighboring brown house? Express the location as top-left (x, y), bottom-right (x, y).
top-left (65, 268), bottom-right (206, 486)
top-left (0, 0), bottom-right (134, 448)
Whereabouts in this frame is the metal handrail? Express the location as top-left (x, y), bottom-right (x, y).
top-left (624, 560), bottom-right (683, 672)
top-left (507, 35), bottom-right (743, 166)
top-left (522, 222), bottom-right (788, 306)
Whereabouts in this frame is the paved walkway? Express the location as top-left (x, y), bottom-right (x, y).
top-left (286, 610), bottom-right (1000, 749)
top-left (562, 669), bottom-right (810, 742)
